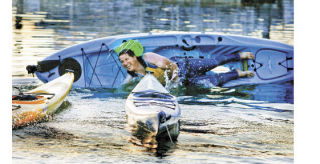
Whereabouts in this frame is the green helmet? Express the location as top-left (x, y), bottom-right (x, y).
top-left (114, 40), bottom-right (144, 57)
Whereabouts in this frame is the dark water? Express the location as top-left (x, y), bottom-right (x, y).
top-left (12, 0), bottom-right (293, 163)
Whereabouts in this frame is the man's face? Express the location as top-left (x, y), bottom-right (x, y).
top-left (119, 53), bottom-right (138, 72)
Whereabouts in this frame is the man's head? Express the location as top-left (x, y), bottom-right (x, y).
top-left (119, 49), bottom-right (139, 72)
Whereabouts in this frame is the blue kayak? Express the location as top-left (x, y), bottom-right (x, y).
top-left (27, 32), bottom-right (293, 88)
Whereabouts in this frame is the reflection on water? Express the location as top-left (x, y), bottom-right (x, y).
top-left (12, 0), bottom-right (293, 163)
top-left (128, 128), bottom-right (177, 158)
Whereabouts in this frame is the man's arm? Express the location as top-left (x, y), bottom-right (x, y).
top-left (143, 52), bottom-right (179, 82)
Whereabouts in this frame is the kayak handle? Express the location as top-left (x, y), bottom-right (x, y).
top-left (181, 39), bottom-right (197, 51)
top-left (181, 45), bottom-right (196, 51)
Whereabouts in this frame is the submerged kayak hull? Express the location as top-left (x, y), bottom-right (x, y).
top-left (125, 74), bottom-right (181, 144)
top-left (29, 32), bottom-right (293, 88)
top-left (12, 72), bottom-right (74, 128)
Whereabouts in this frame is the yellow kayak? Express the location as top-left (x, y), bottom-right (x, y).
top-left (12, 72), bottom-right (74, 128)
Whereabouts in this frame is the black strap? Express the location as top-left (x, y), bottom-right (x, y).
top-left (278, 57), bottom-right (293, 71)
top-left (253, 60), bottom-right (263, 72)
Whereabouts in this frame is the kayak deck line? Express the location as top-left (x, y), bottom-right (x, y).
top-left (80, 45), bottom-right (104, 87)
top-left (80, 42), bottom-right (126, 88)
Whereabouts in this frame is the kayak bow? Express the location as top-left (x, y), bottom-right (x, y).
top-left (12, 72), bottom-right (74, 128)
top-left (125, 74), bottom-right (181, 145)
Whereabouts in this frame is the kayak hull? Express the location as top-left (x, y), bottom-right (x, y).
top-left (12, 72), bottom-right (74, 128)
top-left (30, 32), bottom-right (293, 88)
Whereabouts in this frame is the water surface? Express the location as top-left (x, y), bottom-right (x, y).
top-left (12, 0), bottom-right (294, 163)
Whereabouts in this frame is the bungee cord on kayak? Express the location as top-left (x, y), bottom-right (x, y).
top-left (80, 43), bottom-right (127, 88)
top-left (81, 46), bottom-right (104, 87)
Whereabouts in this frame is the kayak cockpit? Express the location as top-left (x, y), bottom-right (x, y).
top-left (12, 93), bottom-right (55, 105)
top-left (12, 95), bottom-right (47, 105)
top-left (12, 95), bottom-right (41, 101)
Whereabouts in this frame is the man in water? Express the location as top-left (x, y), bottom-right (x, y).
top-left (117, 41), bottom-right (254, 87)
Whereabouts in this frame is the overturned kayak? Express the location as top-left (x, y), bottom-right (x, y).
top-left (12, 72), bottom-right (74, 129)
top-left (27, 32), bottom-right (293, 88)
top-left (125, 73), bottom-right (181, 145)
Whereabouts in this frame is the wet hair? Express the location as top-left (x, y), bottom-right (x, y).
top-left (119, 49), bottom-right (135, 57)
top-left (118, 49), bottom-right (147, 77)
